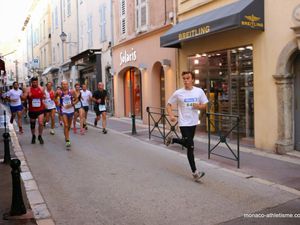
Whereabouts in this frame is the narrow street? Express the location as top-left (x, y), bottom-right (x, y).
top-left (14, 117), bottom-right (299, 225)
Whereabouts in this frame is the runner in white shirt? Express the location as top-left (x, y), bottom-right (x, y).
top-left (80, 84), bottom-right (92, 130)
top-left (6, 81), bottom-right (24, 134)
top-left (166, 71), bottom-right (209, 182)
top-left (44, 82), bottom-right (57, 135)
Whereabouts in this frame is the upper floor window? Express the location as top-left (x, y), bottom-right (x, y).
top-left (99, 4), bottom-right (107, 42)
top-left (120, 0), bottom-right (126, 37)
top-left (55, 6), bottom-right (58, 29)
top-left (135, 0), bottom-right (147, 33)
top-left (67, 0), bottom-right (71, 16)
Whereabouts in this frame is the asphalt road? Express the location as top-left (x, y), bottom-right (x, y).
top-left (15, 119), bottom-right (299, 225)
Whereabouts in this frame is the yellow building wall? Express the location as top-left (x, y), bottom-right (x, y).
top-left (177, 0), bottom-right (299, 151)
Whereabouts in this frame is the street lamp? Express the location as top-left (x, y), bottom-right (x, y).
top-left (59, 31), bottom-right (78, 44)
top-left (59, 31), bottom-right (67, 42)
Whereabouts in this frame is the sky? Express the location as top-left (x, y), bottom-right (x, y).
top-left (0, 0), bottom-right (33, 55)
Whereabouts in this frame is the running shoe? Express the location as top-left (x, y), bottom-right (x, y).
top-left (59, 121), bottom-right (63, 126)
top-left (165, 135), bottom-right (173, 146)
top-left (94, 118), bottom-right (97, 127)
top-left (102, 128), bottom-right (107, 134)
top-left (31, 135), bottom-right (36, 144)
top-left (50, 129), bottom-right (55, 135)
top-left (80, 128), bottom-right (85, 135)
top-left (73, 127), bottom-right (77, 134)
top-left (83, 123), bottom-right (88, 130)
top-left (66, 140), bottom-right (71, 148)
top-left (192, 171), bottom-right (205, 182)
top-left (19, 127), bottom-right (23, 134)
top-left (24, 115), bottom-right (27, 119)
top-left (38, 135), bottom-right (44, 144)
top-left (10, 117), bottom-right (13, 124)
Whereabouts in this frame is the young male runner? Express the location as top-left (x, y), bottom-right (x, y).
top-left (44, 82), bottom-right (56, 135)
top-left (166, 71), bottom-right (208, 182)
top-left (80, 84), bottom-right (92, 130)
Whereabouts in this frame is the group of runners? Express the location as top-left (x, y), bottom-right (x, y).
top-left (5, 71), bottom-right (208, 181)
top-left (5, 77), bottom-right (108, 148)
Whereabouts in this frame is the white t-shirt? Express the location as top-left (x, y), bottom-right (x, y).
top-left (80, 90), bottom-right (92, 107)
top-left (167, 86), bottom-right (208, 127)
top-left (7, 89), bottom-right (23, 107)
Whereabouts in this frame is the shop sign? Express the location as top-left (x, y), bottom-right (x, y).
top-left (178, 25), bottom-right (210, 41)
top-left (241, 14), bottom-right (264, 29)
top-left (120, 48), bottom-right (137, 66)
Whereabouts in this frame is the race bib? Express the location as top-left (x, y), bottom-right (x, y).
top-left (99, 104), bottom-right (106, 111)
top-left (45, 99), bottom-right (55, 109)
top-left (32, 98), bottom-right (41, 107)
top-left (63, 96), bottom-right (71, 106)
top-left (74, 101), bottom-right (82, 109)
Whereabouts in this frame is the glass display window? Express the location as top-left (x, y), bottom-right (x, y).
top-left (188, 45), bottom-right (254, 138)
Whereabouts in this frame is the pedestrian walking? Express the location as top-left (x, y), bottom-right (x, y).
top-left (80, 83), bottom-right (92, 130)
top-left (44, 82), bottom-right (56, 135)
top-left (23, 77), bottom-right (45, 144)
top-left (72, 83), bottom-right (85, 135)
top-left (6, 81), bottom-right (24, 134)
top-left (92, 82), bottom-right (108, 134)
top-left (56, 80), bottom-right (75, 148)
top-left (166, 71), bottom-right (209, 182)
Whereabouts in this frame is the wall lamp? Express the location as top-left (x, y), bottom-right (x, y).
top-left (162, 59), bottom-right (171, 68)
top-left (60, 31), bottom-right (78, 44)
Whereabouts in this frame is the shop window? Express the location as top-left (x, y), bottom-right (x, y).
top-left (188, 45), bottom-right (254, 138)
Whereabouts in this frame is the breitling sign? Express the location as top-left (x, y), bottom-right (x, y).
top-left (241, 14), bottom-right (264, 29)
top-left (178, 26), bottom-right (210, 41)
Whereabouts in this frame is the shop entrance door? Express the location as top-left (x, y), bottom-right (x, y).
top-left (294, 54), bottom-right (300, 151)
top-left (124, 68), bottom-right (142, 119)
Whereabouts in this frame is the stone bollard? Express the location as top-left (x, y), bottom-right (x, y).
top-left (9, 159), bottom-right (26, 216)
top-left (3, 110), bottom-right (11, 164)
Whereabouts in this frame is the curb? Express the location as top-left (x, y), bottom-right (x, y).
top-left (8, 117), bottom-right (56, 225)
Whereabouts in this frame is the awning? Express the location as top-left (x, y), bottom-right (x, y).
top-left (160, 0), bottom-right (264, 48)
top-left (42, 66), bottom-right (59, 76)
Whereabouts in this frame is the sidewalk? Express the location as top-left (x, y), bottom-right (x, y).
top-left (0, 105), bottom-right (37, 225)
top-left (86, 111), bottom-right (300, 193)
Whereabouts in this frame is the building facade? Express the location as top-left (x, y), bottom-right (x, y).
top-left (112, 0), bottom-right (177, 122)
top-left (160, 0), bottom-right (300, 153)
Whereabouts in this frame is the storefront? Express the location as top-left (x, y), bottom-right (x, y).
top-left (160, 0), bottom-right (271, 149)
top-left (71, 49), bottom-right (102, 93)
top-left (112, 28), bottom-right (176, 123)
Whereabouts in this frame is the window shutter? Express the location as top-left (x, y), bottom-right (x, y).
top-left (140, 0), bottom-right (147, 28)
top-left (99, 5), bottom-right (107, 42)
top-left (87, 15), bottom-right (93, 48)
top-left (120, 0), bottom-right (126, 36)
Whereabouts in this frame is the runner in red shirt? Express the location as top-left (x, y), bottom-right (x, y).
top-left (23, 77), bottom-right (46, 144)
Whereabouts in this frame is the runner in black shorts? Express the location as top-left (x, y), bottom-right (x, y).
top-left (92, 82), bottom-right (108, 134)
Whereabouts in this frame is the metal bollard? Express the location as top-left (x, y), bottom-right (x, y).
top-left (131, 114), bottom-right (137, 135)
top-left (3, 110), bottom-right (11, 164)
top-left (9, 159), bottom-right (26, 216)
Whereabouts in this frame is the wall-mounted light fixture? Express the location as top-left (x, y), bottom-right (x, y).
top-left (162, 59), bottom-right (171, 68)
top-left (60, 31), bottom-right (78, 44)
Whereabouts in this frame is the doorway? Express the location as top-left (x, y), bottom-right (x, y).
top-left (124, 68), bottom-right (142, 119)
top-left (294, 54), bottom-right (300, 151)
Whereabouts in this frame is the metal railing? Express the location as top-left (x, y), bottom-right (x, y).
top-left (146, 107), bottom-right (180, 144)
top-left (207, 112), bottom-right (240, 168)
